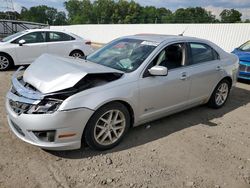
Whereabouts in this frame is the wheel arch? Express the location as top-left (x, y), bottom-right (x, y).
top-left (94, 100), bottom-right (135, 127)
top-left (69, 49), bottom-right (85, 56)
top-left (222, 76), bottom-right (232, 89)
top-left (0, 51), bottom-right (14, 65)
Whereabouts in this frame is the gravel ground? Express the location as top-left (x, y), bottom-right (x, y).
top-left (0, 70), bottom-right (250, 188)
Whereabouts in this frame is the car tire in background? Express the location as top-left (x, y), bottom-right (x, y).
top-left (69, 50), bottom-right (85, 58)
top-left (0, 53), bottom-right (13, 71)
top-left (84, 102), bottom-right (131, 151)
top-left (208, 79), bottom-right (231, 109)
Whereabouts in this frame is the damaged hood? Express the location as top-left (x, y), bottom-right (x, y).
top-left (23, 54), bottom-right (123, 94)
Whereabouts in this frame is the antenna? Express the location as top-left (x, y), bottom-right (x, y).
top-left (0, 0), bottom-right (16, 20)
top-left (179, 26), bottom-right (189, 36)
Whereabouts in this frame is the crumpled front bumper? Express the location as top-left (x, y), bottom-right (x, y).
top-left (5, 67), bottom-right (94, 151)
top-left (6, 98), bottom-right (94, 150)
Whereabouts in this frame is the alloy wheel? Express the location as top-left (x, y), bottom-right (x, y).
top-left (0, 56), bottom-right (9, 70)
top-left (94, 110), bottom-right (126, 146)
top-left (215, 83), bottom-right (229, 106)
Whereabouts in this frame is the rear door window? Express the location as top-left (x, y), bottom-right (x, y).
top-left (188, 43), bottom-right (219, 65)
top-left (48, 32), bottom-right (75, 42)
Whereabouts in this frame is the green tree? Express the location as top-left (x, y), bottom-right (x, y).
top-left (92, 0), bottom-right (115, 24)
top-left (245, 19), bottom-right (250, 23)
top-left (112, 0), bottom-right (129, 23)
top-left (220, 9), bottom-right (242, 23)
top-left (64, 0), bottom-right (93, 24)
top-left (54, 11), bottom-right (67, 25)
top-left (20, 5), bottom-right (67, 25)
top-left (173, 7), bottom-right (215, 23)
top-left (156, 8), bottom-right (172, 23)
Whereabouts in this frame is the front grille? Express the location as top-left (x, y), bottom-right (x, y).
top-left (11, 120), bottom-right (25, 137)
top-left (9, 99), bottom-right (31, 115)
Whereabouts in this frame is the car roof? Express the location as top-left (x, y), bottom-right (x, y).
top-left (127, 34), bottom-right (205, 44)
top-left (24, 28), bottom-right (83, 39)
top-left (26, 28), bottom-right (69, 33)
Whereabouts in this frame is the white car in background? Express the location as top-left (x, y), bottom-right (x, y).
top-left (0, 29), bottom-right (94, 71)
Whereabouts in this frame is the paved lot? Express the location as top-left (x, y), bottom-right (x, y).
top-left (0, 69), bottom-right (250, 188)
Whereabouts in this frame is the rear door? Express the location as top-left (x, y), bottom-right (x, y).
top-left (46, 31), bottom-right (76, 56)
top-left (186, 42), bottom-right (223, 104)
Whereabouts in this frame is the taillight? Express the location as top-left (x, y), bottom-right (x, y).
top-left (85, 40), bottom-right (91, 45)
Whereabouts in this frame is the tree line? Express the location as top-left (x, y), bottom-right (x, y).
top-left (0, 0), bottom-right (249, 25)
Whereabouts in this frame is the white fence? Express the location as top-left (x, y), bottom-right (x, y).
top-left (51, 24), bottom-right (250, 52)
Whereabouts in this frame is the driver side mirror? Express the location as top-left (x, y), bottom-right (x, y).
top-left (18, 39), bottom-right (26, 46)
top-left (148, 66), bottom-right (168, 76)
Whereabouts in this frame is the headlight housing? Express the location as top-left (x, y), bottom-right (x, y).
top-left (27, 99), bottom-right (62, 114)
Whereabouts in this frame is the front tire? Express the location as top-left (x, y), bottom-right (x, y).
top-left (84, 102), bottom-right (130, 151)
top-left (0, 54), bottom-right (13, 71)
top-left (208, 79), bottom-right (231, 109)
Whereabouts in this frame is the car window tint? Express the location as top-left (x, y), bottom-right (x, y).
top-left (15, 32), bottom-right (45, 44)
top-left (152, 43), bottom-right (185, 70)
top-left (189, 43), bottom-right (218, 65)
top-left (49, 32), bottom-right (74, 42)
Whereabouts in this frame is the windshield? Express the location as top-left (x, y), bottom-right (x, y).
top-left (239, 41), bottom-right (250, 52)
top-left (1, 31), bottom-right (27, 42)
top-left (87, 38), bottom-right (158, 72)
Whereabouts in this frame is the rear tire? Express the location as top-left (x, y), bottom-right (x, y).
top-left (84, 102), bottom-right (130, 151)
top-left (207, 79), bottom-right (231, 109)
top-left (0, 53), bottom-right (13, 71)
top-left (69, 50), bottom-right (84, 58)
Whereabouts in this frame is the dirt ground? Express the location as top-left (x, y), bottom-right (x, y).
top-left (0, 70), bottom-right (250, 188)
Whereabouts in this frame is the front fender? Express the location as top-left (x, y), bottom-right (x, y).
top-left (59, 81), bottom-right (139, 123)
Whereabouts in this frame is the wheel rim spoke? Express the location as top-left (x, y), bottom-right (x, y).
top-left (96, 129), bottom-right (106, 139)
top-left (114, 119), bottom-right (124, 125)
top-left (100, 118), bottom-right (109, 124)
top-left (112, 129), bottom-right (118, 138)
top-left (101, 132), bottom-right (109, 143)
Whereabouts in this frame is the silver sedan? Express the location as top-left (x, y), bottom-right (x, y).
top-left (6, 34), bottom-right (239, 151)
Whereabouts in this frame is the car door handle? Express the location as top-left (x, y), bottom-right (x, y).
top-left (180, 72), bottom-right (188, 80)
top-left (216, 66), bottom-right (223, 71)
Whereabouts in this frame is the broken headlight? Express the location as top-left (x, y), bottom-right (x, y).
top-left (27, 99), bottom-right (62, 114)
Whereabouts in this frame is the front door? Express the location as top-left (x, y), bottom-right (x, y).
top-left (138, 43), bottom-right (191, 123)
top-left (14, 31), bottom-right (47, 65)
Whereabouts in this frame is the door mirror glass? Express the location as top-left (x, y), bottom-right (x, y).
top-left (18, 39), bottom-right (26, 46)
top-left (148, 66), bottom-right (168, 76)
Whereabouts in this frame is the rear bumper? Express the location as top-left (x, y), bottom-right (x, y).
top-left (6, 99), bottom-right (94, 151)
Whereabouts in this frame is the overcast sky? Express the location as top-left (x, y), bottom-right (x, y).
top-left (9, 0), bottom-right (250, 20)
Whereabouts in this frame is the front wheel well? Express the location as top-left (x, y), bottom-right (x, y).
top-left (0, 52), bottom-right (14, 64)
top-left (96, 101), bottom-right (135, 127)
